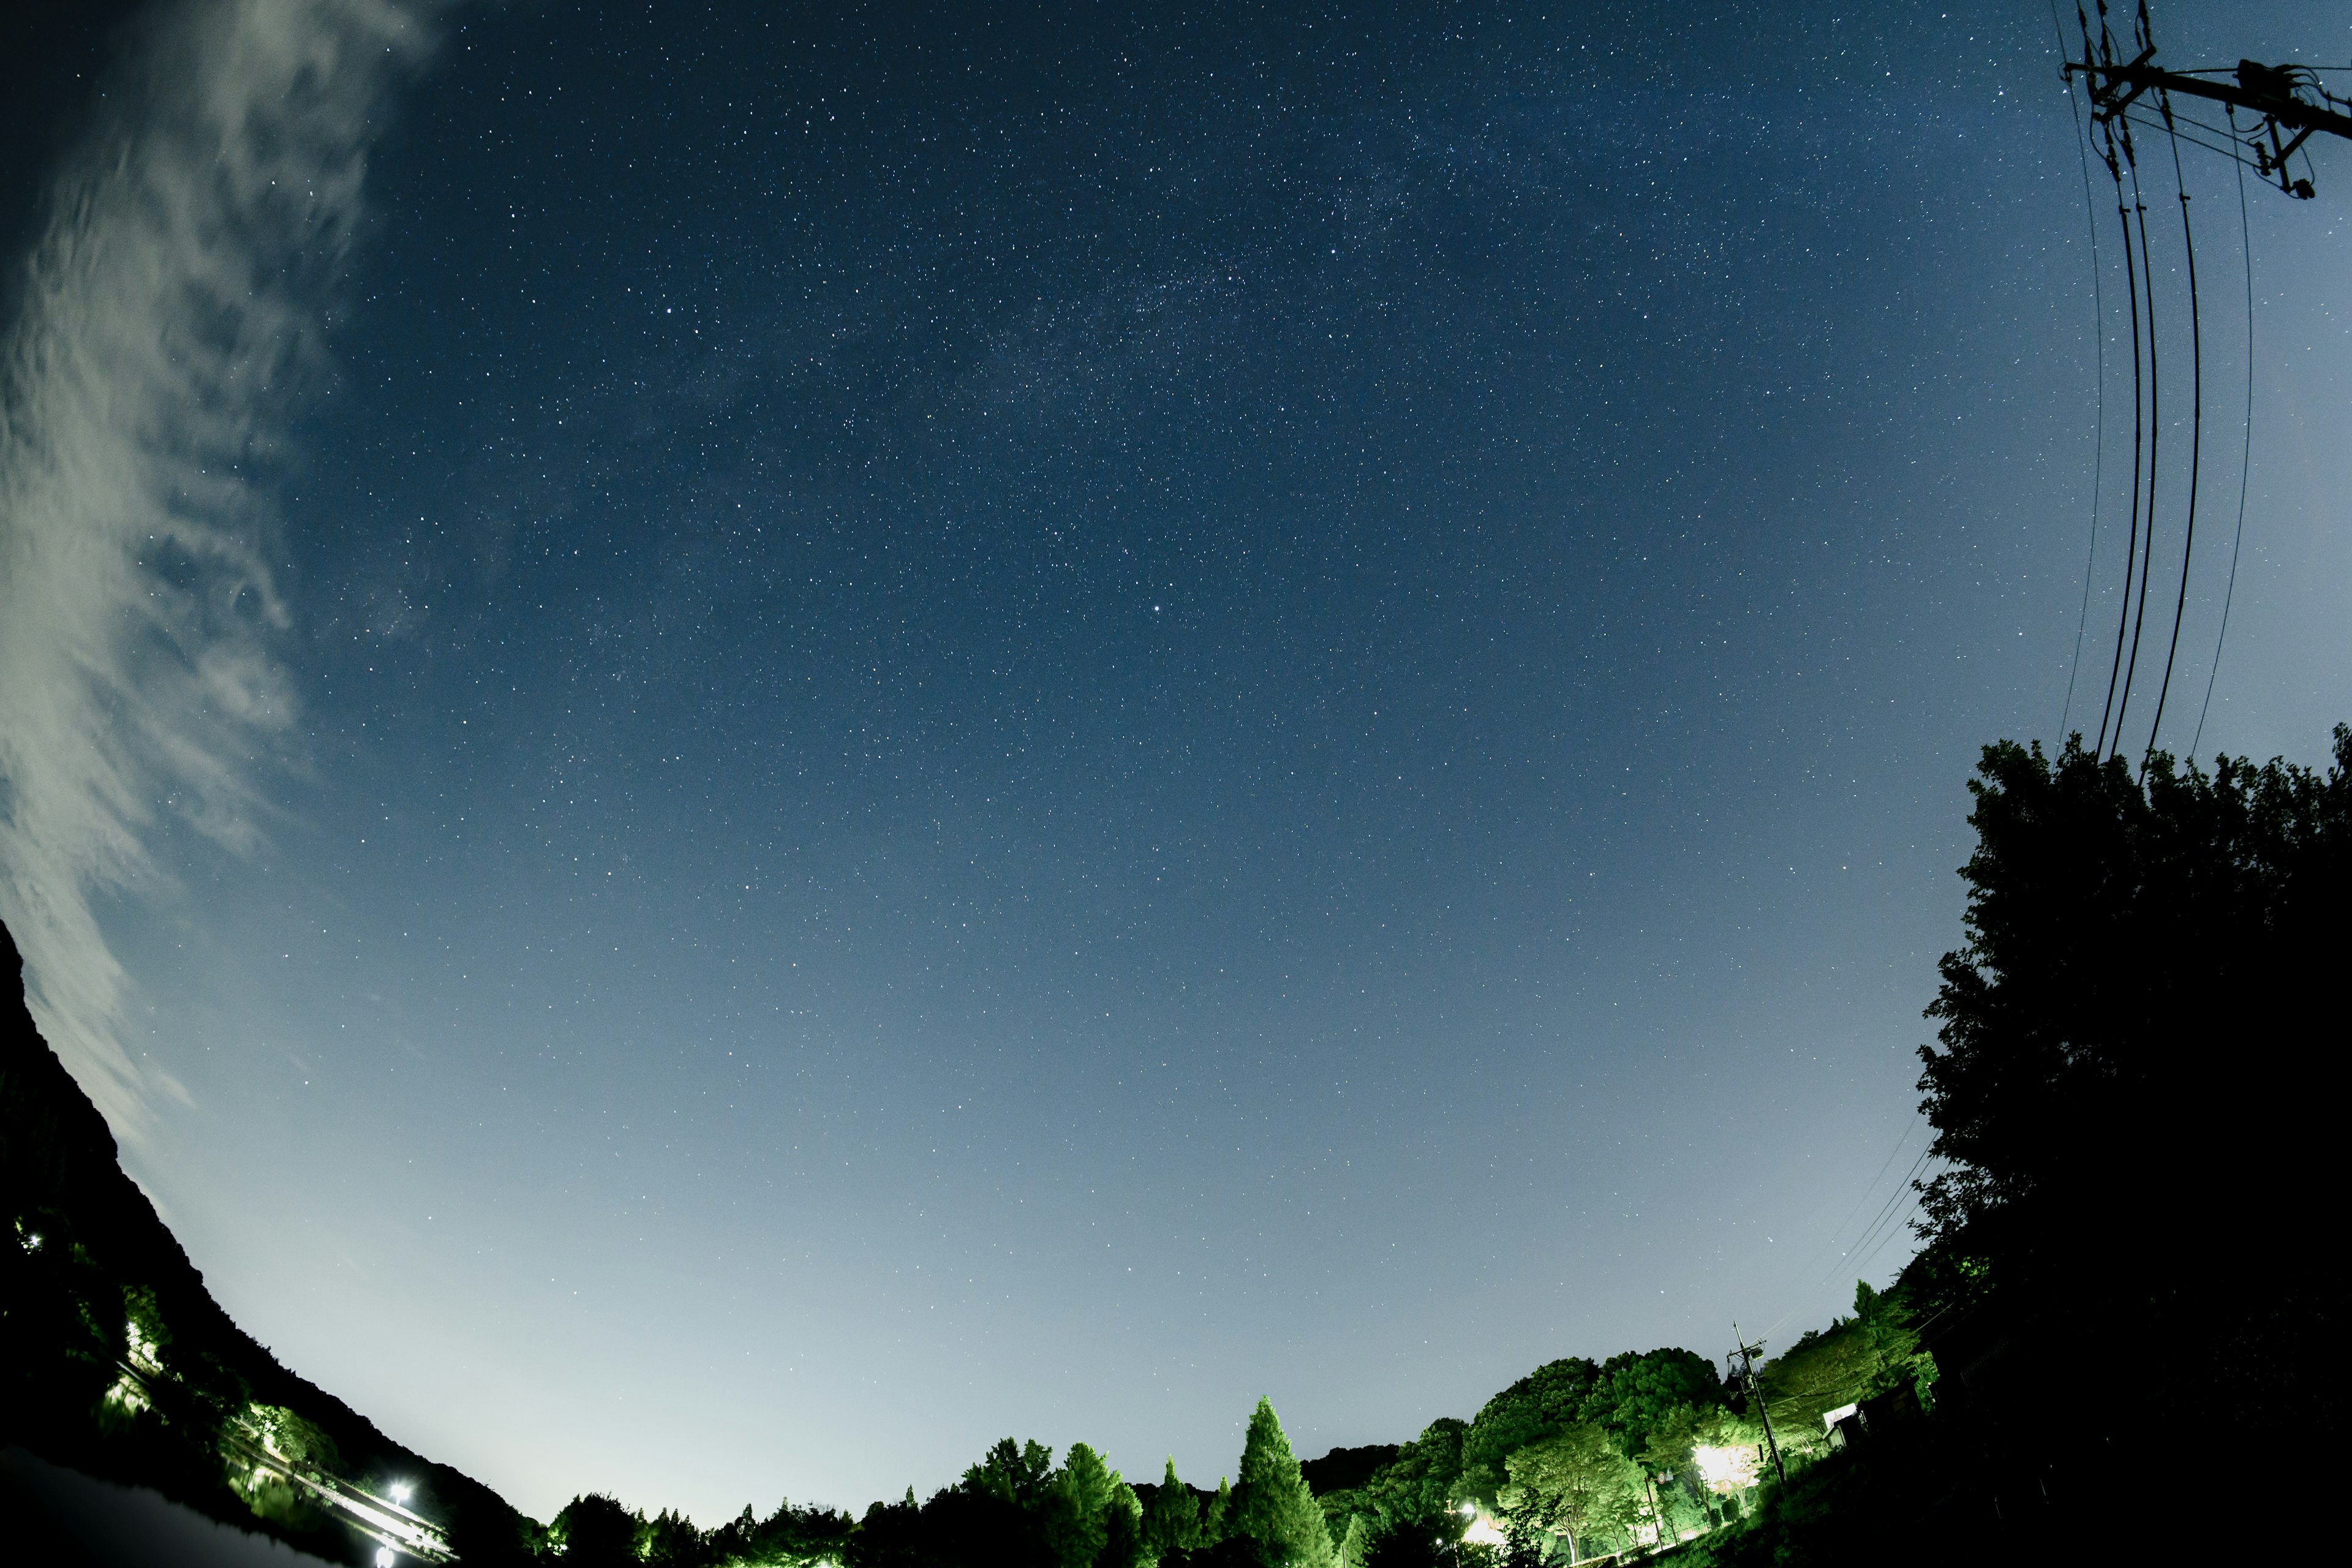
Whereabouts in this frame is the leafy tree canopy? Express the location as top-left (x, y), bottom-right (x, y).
top-left (1577, 1348), bottom-right (1721, 1463)
top-left (1349, 1417), bottom-right (1466, 1536)
top-left (966, 1438), bottom-right (1058, 1509)
top-left (1498, 1425), bottom-right (1643, 1561)
top-left (552, 1493), bottom-right (639, 1568)
top-left (1458, 1359), bottom-right (1597, 1501)
top-left (1918, 731), bottom-right (2349, 1257)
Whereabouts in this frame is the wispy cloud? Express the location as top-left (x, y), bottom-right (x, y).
top-left (0, 0), bottom-right (435, 1135)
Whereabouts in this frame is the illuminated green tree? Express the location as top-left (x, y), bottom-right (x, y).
top-left (1204, 1477), bottom-right (1233, 1544)
top-left (966, 1437), bottom-right (1058, 1507)
top-left (1099, 1480), bottom-right (1150, 1568)
top-left (1044, 1443), bottom-right (1121, 1568)
top-left (1498, 1425), bottom-right (1642, 1564)
top-left (1458, 1359), bottom-right (1597, 1502)
top-left (641, 1506), bottom-right (704, 1566)
top-left (1575, 1348), bottom-right (1719, 1462)
top-left (1334, 1513), bottom-right (1371, 1568)
top-left (1146, 1458), bottom-right (1204, 1555)
top-left (1349, 1419), bottom-right (1466, 1539)
top-left (1232, 1398), bottom-right (1336, 1568)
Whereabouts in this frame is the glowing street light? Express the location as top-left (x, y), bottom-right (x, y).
top-left (375, 1550), bottom-right (396, 1568)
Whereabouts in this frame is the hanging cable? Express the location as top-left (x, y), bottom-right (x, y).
top-left (1757, 1115), bottom-right (1921, 1341)
top-left (1849, 1193), bottom-right (1926, 1278)
top-left (1837, 1144), bottom-right (1937, 1281)
top-left (2056, 0), bottom-right (2108, 742)
top-left (2114, 111), bottom-right (2270, 175)
top-left (2192, 104), bottom-right (2256, 758)
top-left (2095, 119), bottom-right (2144, 760)
top-left (2109, 145), bottom-right (2162, 755)
top-left (2144, 91), bottom-right (2204, 772)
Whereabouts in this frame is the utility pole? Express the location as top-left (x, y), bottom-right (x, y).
top-left (1728, 1324), bottom-right (1786, 1487)
top-left (2063, 11), bottom-right (2352, 200)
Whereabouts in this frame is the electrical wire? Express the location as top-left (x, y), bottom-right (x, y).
top-left (2163, 63), bottom-right (2352, 77)
top-left (2109, 147), bottom-right (2163, 755)
top-left (2095, 137), bottom-right (2144, 760)
top-left (2054, 0), bottom-right (2107, 741)
top-left (1833, 1145), bottom-right (1937, 1287)
top-left (2144, 93), bottom-right (2204, 771)
top-left (1849, 1194), bottom-right (1925, 1278)
top-left (2192, 104), bottom-right (2255, 758)
top-left (1755, 1117), bottom-right (1924, 1341)
top-left (2116, 110), bottom-right (2268, 172)
top-left (2114, 109), bottom-right (2269, 177)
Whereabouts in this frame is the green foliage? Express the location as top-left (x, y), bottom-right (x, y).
top-left (1346, 1417), bottom-right (1466, 1540)
top-left (1333, 1513), bottom-right (1370, 1568)
top-left (1576, 1347), bottom-right (1720, 1463)
top-left (644, 1507), bottom-right (707, 1567)
top-left (967, 1437), bottom-right (1058, 1507)
top-left (1497, 1425), bottom-right (1643, 1561)
top-left (1098, 1481), bottom-right (1149, 1568)
top-left (1145, 1457), bottom-right (1204, 1555)
top-left (1232, 1398), bottom-right (1335, 1568)
top-left (1457, 1359), bottom-right (1596, 1502)
top-left (1044, 1442), bottom-right (1121, 1568)
top-left (712, 1494), bottom-right (856, 1567)
top-left (243, 1403), bottom-right (341, 1472)
top-left (1203, 1477), bottom-right (1233, 1544)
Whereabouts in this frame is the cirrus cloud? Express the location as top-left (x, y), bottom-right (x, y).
top-left (0, 0), bottom-right (439, 1134)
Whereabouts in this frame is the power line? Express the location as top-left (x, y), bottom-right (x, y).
top-left (1758, 1114), bottom-right (1921, 1340)
top-left (2192, 103), bottom-right (2256, 760)
top-left (2114, 109), bottom-right (2269, 175)
top-left (1849, 1193), bottom-right (1925, 1277)
top-left (2054, 0), bottom-right (2108, 741)
top-left (2095, 128), bottom-right (2143, 760)
top-left (2109, 145), bottom-right (2163, 756)
top-left (2144, 91), bottom-right (2205, 771)
top-left (1764, 1140), bottom-right (1937, 1342)
top-left (1838, 1144), bottom-right (1936, 1275)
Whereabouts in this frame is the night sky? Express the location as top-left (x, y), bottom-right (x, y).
top-left (4, 0), bottom-right (2349, 1530)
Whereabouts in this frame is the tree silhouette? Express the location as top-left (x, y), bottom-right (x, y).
top-left (554, 1493), bottom-right (638, 1567)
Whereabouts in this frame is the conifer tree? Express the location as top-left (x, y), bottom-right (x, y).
top-left (1335, 1514), bottom-right (1371, 1568)
top-left (1203, 1477), bottom-right (1233, 1545)
top-left (1046, 1444), bottom-right (1121, 1568)
top-left (1231, 1398), bottom-right (1336, 1568)
top-left (1100, 1479), bottom-right (1150, 1568)
top-left (1145, 1458), bottom-right (1203, 1555)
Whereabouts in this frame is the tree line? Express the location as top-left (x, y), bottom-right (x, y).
top-left (541, 1306), bottom-right (1942, 1568)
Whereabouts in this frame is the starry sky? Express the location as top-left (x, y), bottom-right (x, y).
top-left (4, 0), bottom-right (2350, 1531)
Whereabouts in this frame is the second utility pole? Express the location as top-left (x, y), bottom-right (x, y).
top-left (1729, 1324), bottom-right (1787, 1486)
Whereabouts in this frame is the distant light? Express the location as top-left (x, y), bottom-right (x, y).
top-left (390, 1482), bottom-right (412, 1503)
top-left (1458, 1504), bottom-right (1476, 1517)
top-left (1692, 1444), bottom-right (1762, 1493)
top-left (1460, 1510), bottom-right (1507, 1547)
top-left (376, 1550), bottom-right (396, 1568)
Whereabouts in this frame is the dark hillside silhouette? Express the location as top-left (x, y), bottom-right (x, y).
top-left (0, 919), bottom-right (538, 1564)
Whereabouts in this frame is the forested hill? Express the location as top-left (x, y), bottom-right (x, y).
top-left (0, 919), bottom-right (540, 1564)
